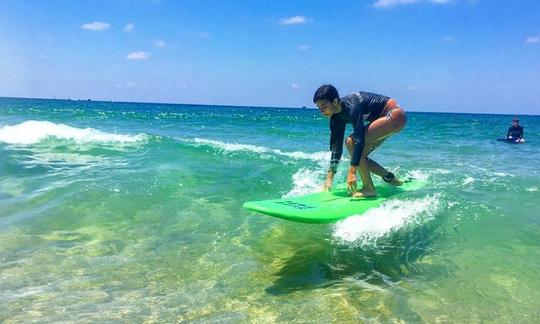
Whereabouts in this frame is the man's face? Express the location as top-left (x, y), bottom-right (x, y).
top-left (512, 120), bottom-right (519, 127)
top-left (316, 99), bottom-right (338, 118)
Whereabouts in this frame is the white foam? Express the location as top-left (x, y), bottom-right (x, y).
top-left (493, 172), bottom-right (513, 177)
top-left (189, 137), bottom-right (328, 162)
top-left (191, 138), bottom-right (268, 154)
top-left (0, 120), bottom-right (147, 145)
top-left (332, 194), bottom-right (440, 248)
top-left (526, 187), bottom-right (538, 192)
top-left (407, 169), bottom-right (430, 181)
top-left (282, 167), bottom-right (326, 198)
top-left (462, 176), bottom-right (475, 185)
top-left (186, 138), bottom-right (335, 197)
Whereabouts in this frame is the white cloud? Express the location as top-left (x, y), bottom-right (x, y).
top-left (82, 21), bottom-right (110, 31)
top-left (525, 36), bottom-right (539, 44)
top-left (126, 51), bottom-right (150, 60)
top-left (291, 83), bottom-right (300, 89)
top-left (373, 0), bottom-right (450, 8)
top-left (280, 16), bottom-right (309, 25)
top-left (298, 44), bottom-right (309, 51)
top-left (408, 85), bottom-right (421, 91)
top-left (124, 23), bottom-right (134, 32)
top-left (154, 40), bottom-right (166, 48)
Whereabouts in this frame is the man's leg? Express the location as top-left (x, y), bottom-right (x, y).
top-left (345, 108), bottom-right (406, 195)
top-left (367, 157), bottom-right (403, 186)
top-left (345, 136), bottom-right (402, 190)
top-left (344, 136), bottom-right (376, 196)
top-left (364, 109), bottom-right (406, 186)
top-left (345, 108), bottom-right (406, 160)
top-left (347, 136), bottom-right (386, 177)
top-left (366, 108), bottom-right (406, 141)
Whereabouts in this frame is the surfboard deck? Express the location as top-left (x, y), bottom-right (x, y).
top-left (243, 180), bottom-right (426, 223)
top-left (497, 138), bottom-right (525, 144)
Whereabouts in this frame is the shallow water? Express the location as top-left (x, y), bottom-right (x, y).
top-left (1, 97), bottom-right (539, 322)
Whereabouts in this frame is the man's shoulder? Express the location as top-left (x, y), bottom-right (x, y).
top-left (341, 93), bottom-right (362, 112)
top-left (341, 93), bottom-right (357, 101)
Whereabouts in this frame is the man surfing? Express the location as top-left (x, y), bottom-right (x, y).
top-left (313, 84), bottom-right (407, 198)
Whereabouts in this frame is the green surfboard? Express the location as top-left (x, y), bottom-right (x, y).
top-left (242, 180), bottom-right (426, 223)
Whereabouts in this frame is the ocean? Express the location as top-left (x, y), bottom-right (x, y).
top-left (0, 97), bottom-right (539, 322)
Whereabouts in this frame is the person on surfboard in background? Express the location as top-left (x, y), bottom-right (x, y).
top-left (313, 84), bottom-right (407, 198)
top-left (506, 118), bottom-right (524, 143)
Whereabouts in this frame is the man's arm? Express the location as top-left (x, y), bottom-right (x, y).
top-left (346, 108), bottom-right (366, 193)
top-left (324, 118), bottom-right (346, 190)
top-left (329, 118), bottom-right (346, 171)
top-left (350, 111), bottom-right (365, 168)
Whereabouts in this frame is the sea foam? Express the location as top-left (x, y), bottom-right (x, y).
top-left (188, 137), bottom-right (329, 162)
top-left (332, 194), bottom-right (440, 247)
top-left (283, 167), bottom-right (326, 198)
top-left (0, 120), bottom-right (147, 145)
top-left (185, 137), bottom-right (332, 196)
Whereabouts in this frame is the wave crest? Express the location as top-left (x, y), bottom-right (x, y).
top-left (332, 194), bottom-right (440, 248)
top-left (187, 137), bottom-right (328, 162)
top-left (0, 120), bottom-right (148, 145)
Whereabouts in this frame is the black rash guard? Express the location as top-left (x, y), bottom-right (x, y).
top-left (329, 92), bottom-right (390, 169)
top-left (507, 125), bottom-right (523, 139)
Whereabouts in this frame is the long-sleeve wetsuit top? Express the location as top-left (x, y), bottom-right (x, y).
top-left (329, 92), bottom-right (390, 169)
top-left (507, 125), bottom-right (524, 139)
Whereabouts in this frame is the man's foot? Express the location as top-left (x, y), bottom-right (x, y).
top-left (390, 177), bottom-right (403, 186)
top-left (383, 172), bottom-right (403, 186)
top-left (352, 188), bottom-right (377, 198)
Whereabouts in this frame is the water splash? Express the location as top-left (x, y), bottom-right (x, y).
top-left (332, 194), bottom-right (441, 248)
top-left (282, 167), bottom-right (326, 198)
top-left (0, 120), bottom-right (147, 145)
top-left (186, 137), bottom-right (328, 162)
top-left (462, 177), bottom-right (475, 185)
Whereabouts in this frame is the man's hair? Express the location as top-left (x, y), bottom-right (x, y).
top-left (513, 118), bottom-right (519, 123)
top-left (313, 84), bottom-right (339, 103)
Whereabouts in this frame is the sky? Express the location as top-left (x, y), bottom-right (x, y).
top-left (0, 0), bottom-right (539, 114)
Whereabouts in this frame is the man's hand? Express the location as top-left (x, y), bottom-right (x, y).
top-left (347, 166), bottom-right (358, 194)
top-left (322, 170), bottom-right (335, 191)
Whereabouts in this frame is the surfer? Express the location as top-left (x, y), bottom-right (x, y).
top-left (506, 118), bottom-right (524, 143)
top-left (313, 84), bottom-right (407, 198)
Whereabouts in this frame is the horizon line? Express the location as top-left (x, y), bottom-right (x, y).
top-left (0, 96), bottom-right (538, 117)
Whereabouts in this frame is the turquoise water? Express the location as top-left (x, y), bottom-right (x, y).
top-left (1, 97), bottom-right (539, 322)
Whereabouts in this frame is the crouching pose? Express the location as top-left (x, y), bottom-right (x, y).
top-left (313, 84), bottom-right (407, 197)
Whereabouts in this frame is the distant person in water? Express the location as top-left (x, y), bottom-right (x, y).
top-left (506, 118), bottom-right (524, 143)
top-left (313, 84), bottom-right (407, 198)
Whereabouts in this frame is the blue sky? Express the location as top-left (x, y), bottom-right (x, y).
top-left (0, 0), bottom-right (539, 114)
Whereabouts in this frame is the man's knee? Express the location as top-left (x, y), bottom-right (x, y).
top-left (363, 143), bottom-right (375, 157)
top-left (392, 111), bottom-right (407, 132)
